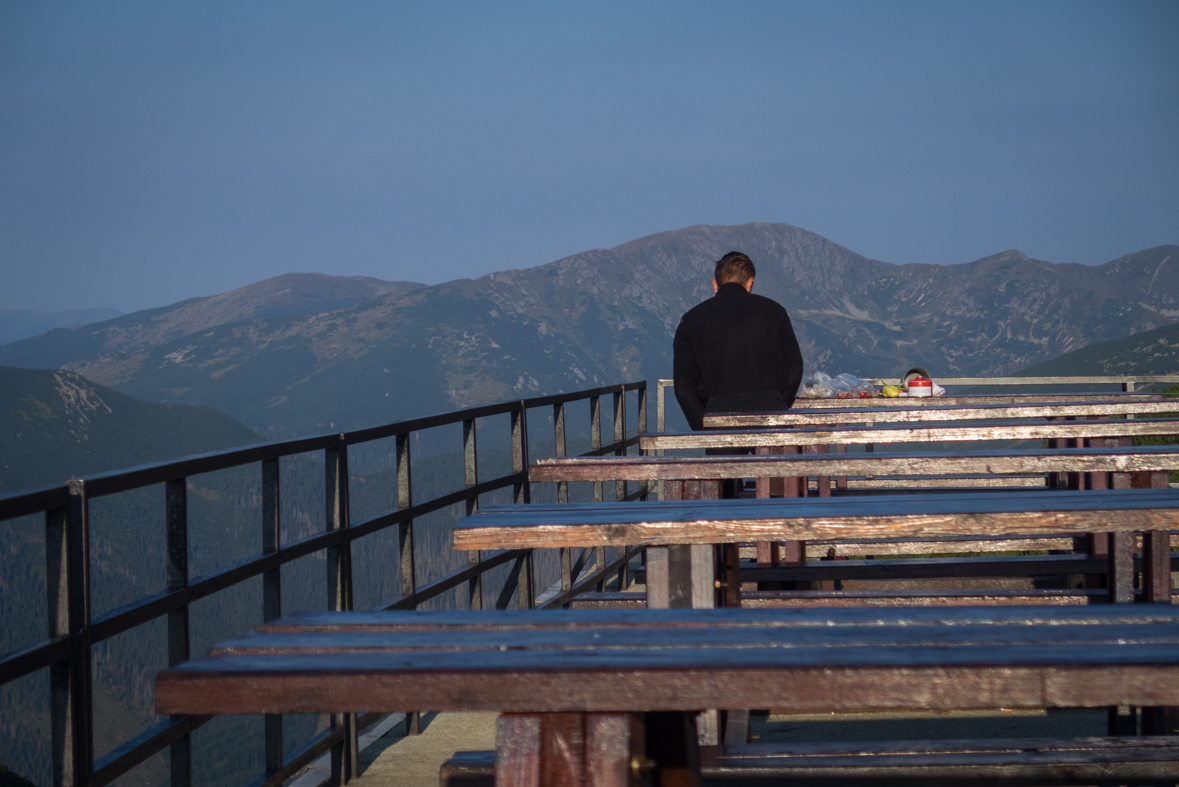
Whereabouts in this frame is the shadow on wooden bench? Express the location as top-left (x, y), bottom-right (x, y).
top-left (441, 735), bottom-right (1179, 786)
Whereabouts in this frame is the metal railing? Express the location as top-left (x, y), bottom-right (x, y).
top-left (655, 375), bottom-right (1179, 431)
top-left (0, 380), bottom-right (646, 787)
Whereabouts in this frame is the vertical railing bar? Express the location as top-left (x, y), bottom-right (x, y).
top-left (637, 384), bottom-right (650, 501)
top-left (511, 404), bottom-right (534, 609)
top-left (45, 499), bottom-right (75, 787)
top-left (261, 457), bottom-right (283, 775)
top-left (554, 403), bottom-right (568, 504)
top-left (464, 419), bottom-right (482, 611)
top-left (613, 390), bottom-right (626, 591)
top-left (554, 403), bottom-right (572, 605)
top-left (60, 480), bottom-right (93, 787)
top-left (591, 395), bottom-right (606, 589)
top-left (165, 478), bottom-right (192, 787)
top-left (395, 433), bottom-right (420, 735)
top-left (326, 442), bottom-right (358, 782)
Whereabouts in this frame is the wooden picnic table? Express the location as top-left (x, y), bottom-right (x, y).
top-left (456, 488), bottom-right (1179, 611)
top-left (155, 606), bottom-right (1179, 786)
top-left (790, 392), bottom-right (1165, 408)
top-left (702, 399), bottom-right (1179, 428)
top-left (640, 416), bottom-right (1179, 451)
top-left (531, 444), bottom-right (1179, 484)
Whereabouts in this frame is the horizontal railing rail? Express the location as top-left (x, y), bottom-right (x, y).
top-left (0, 380), bottom-right (646, 787)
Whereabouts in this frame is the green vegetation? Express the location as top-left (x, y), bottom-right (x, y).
top-left (0, 366), bottom-right (261, 493)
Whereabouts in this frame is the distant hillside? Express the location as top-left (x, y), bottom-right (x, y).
top-left (0, 365), bottom-right (261, 492)
top-left (1012, 321), bottom-right (1179, 378)
top-left (0, 224), bottom-right (1174, 437)
top-left (0, 307), bottom-right (123, 345)
top-left (0, 272), bottom-right (424, 370)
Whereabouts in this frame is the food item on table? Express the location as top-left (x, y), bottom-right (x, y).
top-left (881, 385), bottom-right (902, 397)
top-left (859, 390), bottom-right (874, 398)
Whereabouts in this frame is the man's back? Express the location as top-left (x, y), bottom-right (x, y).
top-left (673, 280), bottom-right (804, 431)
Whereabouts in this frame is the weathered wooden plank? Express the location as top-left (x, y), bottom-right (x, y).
top-left (702, 735), bottom-right (1179, 785)
top-left (739, 589), bottom-right (1109, 607)
top-left (157, 601), bottom-right (1179, 717)
top-left (792, 392), bottom-right (1165, 408)
top-left (254, 605), bottom-right (1179, 631)
top-left (444, 735), bottom-right (1179, 787)
top-left (641, 417), bottom-right (1179, 450)
top-left (530, 445), bottom-right (1179, 482)
top-left (453, 488), bottom-right (1179, 549)
top-left (704, 400), bottom-right (1179, 428)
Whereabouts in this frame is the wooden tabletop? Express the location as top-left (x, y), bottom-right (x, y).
top-left (640, 417), bottom-right (1179, 450)
top-left (154, 606), bottom-right (1179, 716)
top-left (703, 400), bottom-right (1179, 428)
top-left (452, 488), bottom-right (1179, 549)
top-left (791, 393), bottom-right (1164, 409)
top-left (530, 444), bottom-right (1179, 482)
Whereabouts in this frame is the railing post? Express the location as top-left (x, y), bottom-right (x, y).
top-left (54, 481), bottom-right (93, 787)
top-left (395, 433), bottom-right (421, 734)
top-left (554, 403), bottom-right (573, 604)
top-left (613, 390), bottom-right (625, 501)
top-left (590, 396), bottom-right (603, 502)
top-left (511, 403), bottom-right (530, 505)
top-left (614, 390), bottom-right (627, 590)
top-left (261, 457), bottom-right (283, 776)
top-left (325, 442), bottom-right (358, 783)
top-left (511, 404), bottom-right (534, 609)
top-left (637, 383), bottom-right (650, 501)
top-left (589, 396), bottom-right (606, 589)
top-left (165, 478), bottom-right (192, 787)
top-left (464, 419), bottom-right (482, 611)
top-left (553, 403), bottom-right (568, 504)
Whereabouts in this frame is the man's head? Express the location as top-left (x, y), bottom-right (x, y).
top-left (713, 251), bottom-right (755, 293)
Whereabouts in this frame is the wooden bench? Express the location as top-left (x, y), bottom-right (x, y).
top-left (155, 606), bottom-right (1179, 786)
top-left (442, 735), bottom-right (1179, 786)
top-left (701, 399), bottom-right (1179, 428)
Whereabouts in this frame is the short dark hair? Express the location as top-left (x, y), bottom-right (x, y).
top-left (714, 251), bottom-right (755, 285)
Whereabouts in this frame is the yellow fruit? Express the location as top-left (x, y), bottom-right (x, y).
top-left (881, 385), bottom-right (901, 398)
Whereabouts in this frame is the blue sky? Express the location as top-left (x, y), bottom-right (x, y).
top-left (1, 1), bottom-right (1176, 313)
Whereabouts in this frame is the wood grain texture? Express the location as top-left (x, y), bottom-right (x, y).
top-left (443, 734), bottom-right (1179, 787)
top-left (702, 735), bottom-right (1179, 785)
top-left (641, 418), bottom-right (1179, 451)
top-left (791, 393), bottom-right (1164, 409)
top-left (703, 400), bottom-right (1179, 428)
top-left (530, 445), bottom-right (1179, 482)
top-left (156, 606), bottom-right (1179, 716)
top-left (453, 488), bottom-right (1179, 550)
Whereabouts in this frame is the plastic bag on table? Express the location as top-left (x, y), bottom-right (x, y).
top-left (798, 372), bottom-right (875, 399)
top-left (797, 371), bottom-right (835, 398)
top-left (833, 373), bottom-right (874, 398)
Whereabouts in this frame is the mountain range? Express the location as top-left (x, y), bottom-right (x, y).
top-left (1, 223), bottom-right (1175, 437)
top-left (0, 308), bottom-right (123, 345)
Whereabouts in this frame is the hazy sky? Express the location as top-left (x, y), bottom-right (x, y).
top-left (2, 1), bottom-right (1176, 313)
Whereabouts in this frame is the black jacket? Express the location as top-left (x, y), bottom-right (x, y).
top-left (672, 282), bottom-right (804, 431)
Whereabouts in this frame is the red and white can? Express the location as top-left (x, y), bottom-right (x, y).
top-left (906, 377), bottom-right (933, 397)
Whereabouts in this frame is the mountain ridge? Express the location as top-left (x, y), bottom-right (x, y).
top-left (0, 223), bottom-right (1174, 437)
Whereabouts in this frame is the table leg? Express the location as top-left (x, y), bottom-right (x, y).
top-left (495, 712), bottom-right (641, 787)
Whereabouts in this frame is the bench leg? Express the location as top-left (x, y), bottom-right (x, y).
top-left (646, 711), bottom-right (702, 787)
top-left (495, 712), bottom-right (642, 787)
